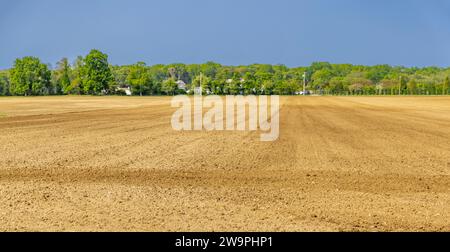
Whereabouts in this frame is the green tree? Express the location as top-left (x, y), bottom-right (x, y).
top-left (210, 79), bottom-right (224, 95)
top-left (311, 68), bottom-right (333, 90)
top-left (54, 58), bottom-right (72, 94)
top-left (345, 77), bottom-right (373, 95)
top-left (309, 62), bottom-right (332, 73)
top-left (398, 75), bottom-right (408, 95)
top-left (261, 80), bottom-right (275, 95)
top-left (366, 65), bottom-right (392, 83)
top-left (378, 79), bottom-right (397, 95)
top-left (329, 77), bottom-right (346, 94)
top-left (443, 76), bottom-right (449, 95)
top-left (66, 56), bottom-right (85, 94)
top-left (201, 62), bottom-right (221, 78)
top-left (82, 49), bottom-right (113, 95)
top-left (127, 62), bottom-right (150, 96)
top-left (166, 63), bottom-right (188, 81)
top-left (407, 79), bottom-right (417, 95)
top-left (242, 72), bottom-right (257, 95)
top-left (273, 79), bottom-right (299, 95)
top-left (0, 71), bottom-right (10, 95)
top-left (10, 56), bottom-right (51, 96)
top-left (192, 73), bottom-right (211, 94)
top-left (225, 77), bottom-right (241, 95)
top-left (148, 64), bottom-right (166, 94)
top-left (161, 78), bottom-right (178, 95)
top-left (5, 56), bottom-right (450, 97)
top-left (111, 65), bottom-right (130, 88)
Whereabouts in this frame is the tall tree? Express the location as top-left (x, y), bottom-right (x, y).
top-left (398, 75), bottom-right (407, 95)
top-left (407, 79), bottom-right (417, 95)
top-left (161, 78), bottom-right (178, 95)
top-left (311, 68), bottom-right (333, 91)
top-left (54, 58), bottom-right (72, 94)
top-left (67, 56), bottom-right (85, 94)
top-left (0, 71), bottom-right (10, 95)
top-left (127, 62), bottom-right (150, 96)
top-left (82, 49), bottom-right (113, 95)
top-left (329, 77), bottom-right (346, 94)
top-left (192, 73), bottom-right (211, 94)
top-left (10, 56), bottom-right (51, 96)
top-left (443, 76), bottom-right (449, 95)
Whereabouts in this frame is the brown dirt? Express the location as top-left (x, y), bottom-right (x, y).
top-left (0, 96), bottom-right (449, 231)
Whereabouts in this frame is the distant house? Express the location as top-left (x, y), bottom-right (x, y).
top-left (116, 86), bottom-right (132, 96)
top-left (176, 80), bottom-right (187, 91)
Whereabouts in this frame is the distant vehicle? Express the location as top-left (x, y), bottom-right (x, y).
top-left (298, 90), bottom-right (311, 95)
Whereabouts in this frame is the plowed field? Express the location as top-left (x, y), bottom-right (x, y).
top-left (0, 96), bottom-right (449, 231)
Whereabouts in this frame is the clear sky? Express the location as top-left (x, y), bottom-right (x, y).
top-left (1, 0), bottom-right (450, 69)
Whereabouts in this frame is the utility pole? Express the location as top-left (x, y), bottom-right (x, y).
top-left (399, 75), bottom-right (402, 96)
top-left (302, 72), bottom-right (307, 95)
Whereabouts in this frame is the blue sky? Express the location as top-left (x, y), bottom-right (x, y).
top-left (1, 0), bottom-right (450, 69)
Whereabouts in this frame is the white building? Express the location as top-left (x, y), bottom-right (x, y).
top-left (176, 80), bottom-right (187, 91)
top-left (116, 86), bottom-right (132, 96)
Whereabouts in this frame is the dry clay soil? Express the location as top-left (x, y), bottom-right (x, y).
top-left (0, 96), bottom-right (449, 231)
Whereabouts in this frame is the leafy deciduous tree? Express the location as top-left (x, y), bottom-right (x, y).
top-left (10, 56), bottom-right (51, 96)
top-left (161, 78), bottom-right (178, 95)
top-left (127, 62), bottom-right (150, 96)
top-left (82, 49), bottom-right (113, 95)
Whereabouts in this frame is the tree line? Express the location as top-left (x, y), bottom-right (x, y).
top-left (0, 49), bottom-right (449, 96)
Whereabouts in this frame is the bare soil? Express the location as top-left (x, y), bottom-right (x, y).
top-left (0, 96), bottom-right (449, 231)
